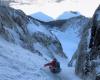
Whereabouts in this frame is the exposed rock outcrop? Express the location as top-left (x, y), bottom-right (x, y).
top-left (75, 5), bottom-right (100, 80)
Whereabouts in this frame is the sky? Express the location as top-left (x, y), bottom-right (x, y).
top-left (10, 0), bottom-right (100, 19)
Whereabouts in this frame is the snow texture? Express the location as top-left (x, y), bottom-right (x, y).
top-left (51, 28), bottom-right (80, 60)
top-left (0, 37), bottom-right (81, 80)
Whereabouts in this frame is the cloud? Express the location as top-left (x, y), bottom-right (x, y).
top-left (11, 0), bottom-right (100, 18)
top-left (55, 0), bottom-right (65, 3)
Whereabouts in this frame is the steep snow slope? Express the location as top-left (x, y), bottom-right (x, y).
top-left (51, 28), bottom-right (80, 60)
top-left (0, 37), bottom-right (62, 80)
top-left (50, 16), bottom-right (89, 60)
top-left (0, 37), bottom-right (48, 80)
top-left (0, 37), bottom-right (81, 80)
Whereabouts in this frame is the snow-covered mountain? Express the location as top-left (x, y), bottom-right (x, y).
top-left (0, 5), bottom-right (83, 80)
top-left (0, 6), bottom-right (67, 60)
top-left (0, 5), bottom-right (91, 80)
top-left (31, 12), bottom-right (53, 22)
top-left (30, 10), bottom-right (89, 61)
top-left (57, 11), bottom-right (80, 20)
top-left (29, 8), bottom-right (90, 64)
top-left (31, 11), bottom-right (80, 22)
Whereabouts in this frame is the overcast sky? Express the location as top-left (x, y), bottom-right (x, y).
top-left (11, 0), bottom-right (100, 19)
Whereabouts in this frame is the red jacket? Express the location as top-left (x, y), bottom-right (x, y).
top-left (44, 60), bottom-right (57, 68)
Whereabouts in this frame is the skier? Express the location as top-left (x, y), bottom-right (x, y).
top-left (44, 58), bottom-right (61, 73)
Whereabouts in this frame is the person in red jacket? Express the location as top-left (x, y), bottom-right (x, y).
top-left (44, 58), bottom-right (61, 73)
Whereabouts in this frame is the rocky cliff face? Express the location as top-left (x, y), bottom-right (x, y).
top-left (75, 22), bottom-right (91, 78)
top-left (75, 5), bottom-right (100, 80)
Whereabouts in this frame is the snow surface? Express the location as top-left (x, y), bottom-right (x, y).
top-left (4, 27), bottom-right (21, 44)
top-left (0, 37), bottom-right (81, 80)
top-left (51, 28), bottom-right (80, 60)
top-left (33, 42), bottom-right (54, 60)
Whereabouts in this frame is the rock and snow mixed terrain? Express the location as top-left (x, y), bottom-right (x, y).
top-left (75, 5), bottom-right (100, 80)
top-left (0, 3), bottom-right (100, 80)
top-left (0, 6), bottom-right (83, 80)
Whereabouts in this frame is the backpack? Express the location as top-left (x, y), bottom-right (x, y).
top-left (55, 61), bottom-right (61, 73)
top-left (50, 61), bottom-right (61, 73)
top-left (56, 61), bottom-right (60, 69)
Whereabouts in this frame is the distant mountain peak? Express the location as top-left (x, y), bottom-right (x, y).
top-left (31, 12), bottom-right (53, 22)
top-left (57, 11), bottom-right (80, 20)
